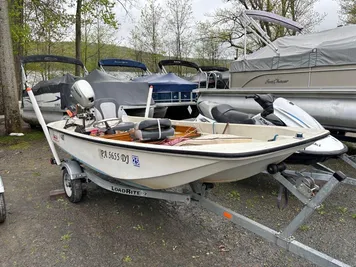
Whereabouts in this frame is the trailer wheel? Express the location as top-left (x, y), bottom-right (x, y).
top-left (0, 193), bottom-right (6, 223)
top-left (63, 169), bottom-right (83, 203)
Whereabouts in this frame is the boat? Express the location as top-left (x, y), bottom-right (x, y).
top-left (196, 11), bottom-right (356, 133)
top-left (44, 81), bottom-right (329, 190)
top-left (159, 60), bottom-right (230, 89)
top-left (25, 80), bottom-right (355, 267)
top-left (21, 55), bottom-right (88, 126)
top-left (21, 55), bottom-right (156, 125)
top-left (47, 115), bottom-right (329, 189)
top-left (133, 73), bottom-right (199, 119)
top-left (83, 69), bottom-right (156, 117)
top-left (98, 58), bottom-right (198, 119)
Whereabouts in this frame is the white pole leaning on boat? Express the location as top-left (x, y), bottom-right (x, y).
top-left (145, 85), bottom-right (153, 118)
top-left (26, 87), bottom-right (61, 165)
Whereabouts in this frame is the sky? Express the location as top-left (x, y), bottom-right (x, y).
top-left (115, 0), bottom-right (341, 47)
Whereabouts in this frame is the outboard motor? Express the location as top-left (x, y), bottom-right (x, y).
top-left (71, 80), bottom-right (95, 109)
top-left (65, 80), bottom-right (96, 133)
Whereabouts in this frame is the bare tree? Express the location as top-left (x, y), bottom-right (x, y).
top-left (166, 0), bottom-right (194, 59)
top-left (338, 0), bottom-right (356, 24)
top-left (24, 0), bottom-right (70, 79)
top-left (74, 0), bottom-right (129, 74)
top-left (130, 0), bottom-right (165, 71)
top-left (195, 21), bottom-right (224, 65)
top-left (129, 26), bottom-right (144, 63)
top-left (0, 0), bottom-right (22, 133)
top-left (80, 0), bottom-right (119, 70)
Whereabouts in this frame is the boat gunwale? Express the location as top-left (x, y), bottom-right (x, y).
top-left (47, 124), bottom-right (329, 159)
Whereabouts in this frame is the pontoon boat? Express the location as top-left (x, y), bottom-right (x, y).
top-left (196, 11), bottom-right (356, 133)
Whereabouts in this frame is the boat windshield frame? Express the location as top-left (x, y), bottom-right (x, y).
top-left (158, 59), bottom-right (202, 74)
top-left (98, 58), bottom-right (149, 72)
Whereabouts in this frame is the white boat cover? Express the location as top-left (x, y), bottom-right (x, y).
top-left (231, 24), bottom-right (356, 72)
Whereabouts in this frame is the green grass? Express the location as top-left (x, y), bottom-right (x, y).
top-left (133, 224), bottom-right (144, 231)
top-left (337, 206), bottom-right (348, 214)
top-left (228, 190), bottom-right (240, 201)
top-left (123, 256), bottom-right (132, 263)
top-left (9, 142), bottom-right (30, 150)
top-left (0, 130), bottom-right (44, 149)
top-left (299, 225), bottom-right (310, 231)
top-left (60, 233), bottom-right (72, 242)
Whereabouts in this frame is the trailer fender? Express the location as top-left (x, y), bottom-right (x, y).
top-left (61, 160), bottom-right (86, 180)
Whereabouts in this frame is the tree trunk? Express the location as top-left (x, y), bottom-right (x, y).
top-left (0, 0), bottom-right (22, 133)
top-left (10, 0), bottom-right (24, 101)
top-left (97, 16), bottom-right (100, 63)
top-left (0, 75), bottom-right (3, 115)
top-left (75, 0), bottom-right (82, 76)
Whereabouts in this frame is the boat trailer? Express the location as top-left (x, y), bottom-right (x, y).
top-left (59, 158), bottom-right (354, 267)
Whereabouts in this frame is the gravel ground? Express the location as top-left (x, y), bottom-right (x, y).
top-left (0, 124), bottom-right (355, 267)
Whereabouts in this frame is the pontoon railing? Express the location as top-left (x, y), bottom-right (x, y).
top-left (152, 91), bottom-right (197, 103)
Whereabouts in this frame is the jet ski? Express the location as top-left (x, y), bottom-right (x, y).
top-left (196, 94), bottom-right (348, 165)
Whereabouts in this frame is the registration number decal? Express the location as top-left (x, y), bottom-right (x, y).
top-left (99, 149), bottom-right (129, 164)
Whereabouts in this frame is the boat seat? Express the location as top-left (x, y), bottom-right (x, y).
top-left (94, 98), bottom-right (127, 121)
top-left (132, 119), bottom-right (175, 141)
top-left (211, 104), bottom-right (255, 124)
top-left (94, 98), bottom-right (132, 134)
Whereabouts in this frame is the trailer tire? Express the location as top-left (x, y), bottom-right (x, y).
top-left (0, 193), bottom-right (6, 223)
top-left (62, 169), bottom-right (83, 203)
top-left (28, 123), bottom-right (38, 129)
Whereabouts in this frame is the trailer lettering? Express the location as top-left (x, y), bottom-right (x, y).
top-left (111, 186), bottom-right (141, 196)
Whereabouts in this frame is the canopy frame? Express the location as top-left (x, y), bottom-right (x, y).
top-left (240, 10), bottom-right (304, 59)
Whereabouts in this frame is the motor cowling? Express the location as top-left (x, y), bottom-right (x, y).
top-left (71, 80), bottom-right (95, 109)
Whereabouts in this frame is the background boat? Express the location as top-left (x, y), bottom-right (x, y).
top-left (197, 11), bottom-right (356, 134)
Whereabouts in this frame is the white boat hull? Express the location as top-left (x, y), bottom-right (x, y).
top-left (47, 119), bottom-right (328, 189)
